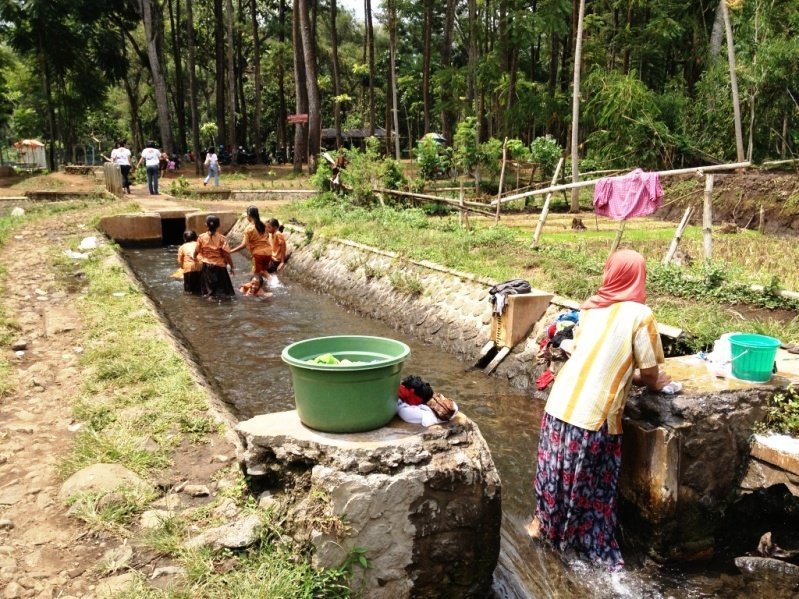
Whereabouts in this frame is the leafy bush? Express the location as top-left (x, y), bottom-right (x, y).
top-left (310, 158), bottom-right (335, 192)
top-left (480, 138), bottom-right (504, 181)
top-left (529, 135), bottom-right (563, 178)
top-left (380, 157), bottom-right (406, 190)
top-left (758, 385), bottom-right (799, 436)
top-left (453, 117), bottom-right (480, 176)
top-left (415, 137), bottom-right (442, 182)
top-left (169, 176), bottom-right (190, 197)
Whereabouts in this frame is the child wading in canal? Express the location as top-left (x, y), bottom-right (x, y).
top-left (193, 215), bottom-right (235, 297)
top-left (230, 206), bottom-right (273, 281)
top-left (266, 218), bottom-right (288, 275)
top-left (177, 230), bottom-right (202, 294)
top-left (239, 274), bottom-right (273, 298)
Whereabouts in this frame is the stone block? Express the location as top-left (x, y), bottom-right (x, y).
top-left (185, 211), bottom-right (239, 236)
top-left (236, 410), bottom-right (500, 598)
top-left (98, 213), bottom-right (162, 245)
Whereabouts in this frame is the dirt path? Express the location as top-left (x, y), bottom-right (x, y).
top-left (0, 207), bottom-right (236, 598)
top-left (0, 209), bottom-right (109, 597)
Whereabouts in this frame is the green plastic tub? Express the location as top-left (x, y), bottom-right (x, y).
top-left (729, 333), bottom-right (780, 383)
top-left (281, 335), bottom-right (411, 433)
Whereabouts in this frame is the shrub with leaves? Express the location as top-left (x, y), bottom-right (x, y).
top-left (415, 137), bottom-right (442, 182)
top-left (453, 117), bottom-right (480, 177)
top-left (529, 135), bottom-right (563, 178)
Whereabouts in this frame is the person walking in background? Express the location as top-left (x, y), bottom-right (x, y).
top-left (136, 141), bottom-right (161, 195)
top-left (193, 215), bottom-right (235, 297)
top-left (177, 230), bottom-right (202, 294)
top-left (229, 206), bottom-right (272, 277)
top-left (267, 218), bottom-right (287, 274)
top-left (529, 249), bottom-right (671, 571)
top-left (114, 140), bottom-right (132, 194)
top-left (159, 150), bottom-right (169, 178)
top-left (203, 147), bottom-right (220, 187)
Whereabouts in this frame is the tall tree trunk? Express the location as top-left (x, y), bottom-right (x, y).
top-left (441, 0), bottom-right (457, 143)
top-left (365, 0), bottom-right (376, 136)
top-left (225, 0), bottom-right (237, 160)
top-left (331, 0), bottom-right (342, 148)
top-left (467, 0), bottom-right (477, 103)
top-left (292, 0), bottom-right (309, 172)
top-left (709, 1), bottom-right (725, 58)
top-left (569, 0), bottom-right (585, 212)
top-left (186, 0), bottom-right (202, 175)
top-left (124, 65), bottom-right (144, 160)
top-left (237, 0), bottom-right (248, 147)
top-left (298, 0), bottom-right (321, 173)
top-left (214, 0), bottom-right (226, 140)
top-left (277, 0), bottom-right (288, 152)
top-left (389, 2), bottom-right (400, 160)
top-left (166, 0), bottom-right (187, 152)
top-left (720, 0), bottom-right (745, 163)
top-left (141, 0), bottom-right (175, 153)
top-left (251, 0), bottom-right (263, 152)
top-left (37, 32), bottom-right (57, 170)
top-left (422, 0), bottom-right (432, 134)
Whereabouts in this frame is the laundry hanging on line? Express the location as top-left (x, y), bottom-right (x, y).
top-left (593, 168), bottom-right (663, 221)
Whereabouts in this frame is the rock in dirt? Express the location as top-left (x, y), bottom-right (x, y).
top-left (735, 555), bottom-right (799, 577)
top-left (58, 463), bottom-right (150, 501)
top-left (10, 207), bottom-right (24, 217)
top-left (0, 519), bottom-right (14, 530)
top-left (10, 340), bottom-right (27, 351)
top-left (3, 581), bottom-right (22, 598)
top-left (140, 510), bottom-right (171, 530)
top-left (95, 572), bottom-right (137, 597)
top-left (151, 565), bottom-right (187, 579)
top-left (184, 514), bottom-right (261, 550)
top-left (99, 543), bottom-right (134, 573)
top-left (181, 484), bottom-right (210, 497)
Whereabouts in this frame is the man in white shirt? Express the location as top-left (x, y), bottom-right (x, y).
top-left (135, 141), bottom-right (162, 195)
top-left (113, 140), bottom-right (132, 194)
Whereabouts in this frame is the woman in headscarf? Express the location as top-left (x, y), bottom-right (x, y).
top-left (529, 249), bottom-right (671, 570)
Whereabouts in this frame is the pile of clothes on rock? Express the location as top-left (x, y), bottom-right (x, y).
top-left (397, 375), bottom-right (459, 427)
top-left (535, 310), bottom-right (579, 390)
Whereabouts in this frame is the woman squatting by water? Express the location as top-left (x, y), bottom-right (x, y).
top-left (529, 249), bottom-right (671, 571)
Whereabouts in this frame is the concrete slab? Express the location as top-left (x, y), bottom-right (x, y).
top-left (662, 354), bottom-right (793, 394)
top-left (98, 213), bottom-right (162, 245)
top-left (751, 434), bottom-right (799, 477)
top-left (185, 211), bottom-right (239, 236)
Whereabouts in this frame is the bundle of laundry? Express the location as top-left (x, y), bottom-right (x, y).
top-left (397, 375), bottom-right (459, 426)
top-left (488, 279), bottom-right (532, 315)
top-left (535, 311), bottom-right (580, 391)
top-left (593, 168), bottom-right (663, 221)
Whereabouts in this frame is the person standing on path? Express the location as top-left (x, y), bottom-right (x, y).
top-left (529, 249), bottom-right (671, 571)
top-left (136, 141), bottom-right (162, 195)
top-left (203, 147), bottom-right (220, 187)
top-left (113, 140), bottom-right (132, 194)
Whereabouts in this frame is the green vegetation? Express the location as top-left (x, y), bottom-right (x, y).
top-left (52, 241), bottom-right (218, 477)
top-left (757, 385), bottom-right (799, 437)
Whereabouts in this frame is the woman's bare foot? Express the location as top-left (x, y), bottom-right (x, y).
top-left (525, 517), bottom-right (541, 539)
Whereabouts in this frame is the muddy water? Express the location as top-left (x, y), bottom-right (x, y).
top-left (125, 247), bottom-right (794, 598)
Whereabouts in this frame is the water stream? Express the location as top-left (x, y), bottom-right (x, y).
top-left (124, 247), bottom-right (795, 598)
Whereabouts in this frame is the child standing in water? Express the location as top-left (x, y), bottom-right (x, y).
top-left (230, 206), bottom-right (273, 278)
top-left (266, 218), bottom-right (287, 274)
top-left (177, 230), bottom-right (202, 294)
top-left (239, 274), bottom-right (273, 298)
top-left (193, 215), bottom-right (235, 297)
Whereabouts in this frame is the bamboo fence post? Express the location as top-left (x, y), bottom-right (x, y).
top-left (702, 174), bottom-right (715, 261)
top-left (609, 220), bottom-right (626, 255)
top-left (532, 157), bottom-right (565, 248)
top-left (662, 206), bottom-right (694, 265)
top-left (459, 182), bottom-right (464, 228)
top-left (758, 203), bottom-right (765, 234)
top-left (495, 138), bottom-right (508, 224)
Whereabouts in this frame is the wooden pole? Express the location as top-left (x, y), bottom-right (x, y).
top-left (459, 182), bottom-right (464, 228)
top-left (702, 174), bottom-right (714, 261)
top-left (495, 138), bottom-right (508, 224)
top-left (609, 220), bottom-right (626, 255)
top-left (491, 161), bottom-right (751, 206)
top-left (374, 187), bottom-right (494, 213)
top-left (532, 157), bottom-right (565, 248)
top-left (569, 0), bottom-right (586, 212)
top-left (758, 203), bottom-right (765, 234)
top-left (662, 206), bottom-right (694, 265)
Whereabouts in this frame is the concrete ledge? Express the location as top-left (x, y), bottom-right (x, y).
top-left (185, 211), bottom-right (238, 236)
top-left (750, 434), bottom-right (799, 477)
top-left (98, 213), bottom-right (162, 245)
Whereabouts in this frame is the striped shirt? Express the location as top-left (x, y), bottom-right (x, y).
top-left (545, 301), bottom-right (664, 434)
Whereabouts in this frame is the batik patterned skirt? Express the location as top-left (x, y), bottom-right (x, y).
top-left (533, 412), bottom-right (624, 570)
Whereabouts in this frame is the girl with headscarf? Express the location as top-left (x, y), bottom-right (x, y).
top-left (529, 249), bottom-right (671, 570)
top-left (193, 215), bottom-right (235, 297)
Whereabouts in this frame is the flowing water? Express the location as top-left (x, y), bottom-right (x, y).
top-left (125, 247), bottom-right (797, 598)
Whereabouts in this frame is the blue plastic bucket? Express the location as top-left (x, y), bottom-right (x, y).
top-left (728, 333), bottom-right (780, 383)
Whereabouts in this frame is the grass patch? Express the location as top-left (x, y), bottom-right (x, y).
top-left (389, 270), bottom-right (424, 296)
top-left (52, 241), bottom-right (216, 477)
top-left (67, 485), bottom-right (159, 535)
top-left (275, 199), bottom-right (799, 349)
top-left (756, 384), bottom-right (799, 436)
